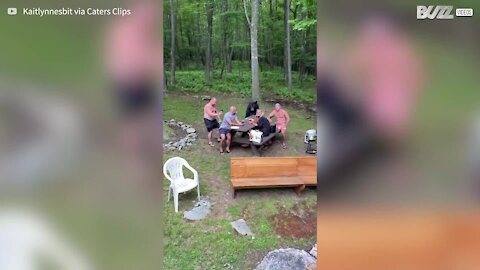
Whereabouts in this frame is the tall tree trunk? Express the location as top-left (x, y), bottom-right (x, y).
top-left (169, 0), bottom-right (176, 85)
top-left (284, 0), bottom-right (292, 91)
top-left (221, 0), bottom-right (229, 78)
top-left (268, 0), bottom-right (274, 68)
top-left (299, 11), bottom-right (308, 86)
top-left (177, 5), bottom-right (183, 70)
top-left (195, 6), bottom-right (202, 69)
top-left (245, 0), bottom-right (260, 101)
top-left (205, 0), bottom-right (214, 82)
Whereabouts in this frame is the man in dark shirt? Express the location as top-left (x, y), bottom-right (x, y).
top-left (250, 109), bottom-right (271, 137)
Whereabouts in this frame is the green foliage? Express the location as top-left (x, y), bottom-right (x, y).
top-left (290, 18), bottom-right (317, 31)
top-left (164, 0), bottom-right (317, 94)
top-left (168, 64), bottom-right (315, 104)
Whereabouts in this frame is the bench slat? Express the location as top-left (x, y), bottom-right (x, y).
top-left (232, 177), bottom-right (305, 189)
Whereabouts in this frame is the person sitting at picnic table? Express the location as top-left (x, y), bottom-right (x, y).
top-left (248, 109), bottom-right (272, 143)
top-left (204, 97), bottom-right (222, 147)
top-left (268, 103), bottom-right (290, 149)
top-left (219, 106), bottom-right (243, 154)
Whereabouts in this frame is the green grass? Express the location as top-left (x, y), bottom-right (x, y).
top-left (163, 191), bottom-right (316, 270)
top-left (229, 205), bottom-right (241, 217)
top-left (164, 94), bottom-right (316, 157)
top-left (163, 93), bottom-right (316, 269)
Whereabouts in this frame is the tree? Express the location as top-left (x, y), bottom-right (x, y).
top-left (205, 0), bottom-right (214, 82)
top-left (290, 0), bottom-right (317, 84)
top-left (162, 0), bottom-right (317, 99)
top-left (244, 0), bottom-right (260, 101)
top-left (284, 0), bottom-right (292, 91)
top-left (169, 0), bottom-right (176, 85)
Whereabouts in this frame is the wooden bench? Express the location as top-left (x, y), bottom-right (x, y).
top-left (230, 156), bottom-right (317, 197)
top-left (317, 212), bottom-right (480, 269)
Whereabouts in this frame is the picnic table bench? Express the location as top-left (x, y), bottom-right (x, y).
top-left (230, 156), bottom-right (317, 197)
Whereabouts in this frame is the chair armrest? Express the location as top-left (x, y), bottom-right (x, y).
top-left (163, 166), bottom-right (174, 184)
top-left (184, 163), bottom-right (199, 183)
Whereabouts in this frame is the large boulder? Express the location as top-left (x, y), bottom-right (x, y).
top-left (255, 248), bottom-right (316, 270)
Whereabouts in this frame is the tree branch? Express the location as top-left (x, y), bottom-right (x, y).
top-left (243, 0), bottom-right (251, 27)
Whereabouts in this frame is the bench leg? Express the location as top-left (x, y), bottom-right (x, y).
top-left (294, 184), bottom-right (306, 195)
top-left (250, 144), bottom-right (261, 156)
top-left (232, 187), bottom-right (237, 198)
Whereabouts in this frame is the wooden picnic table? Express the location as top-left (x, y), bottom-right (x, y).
top-left (231, 116), bottom-right (277, 156)
top-left (232, 116), bottom-right (255, 133)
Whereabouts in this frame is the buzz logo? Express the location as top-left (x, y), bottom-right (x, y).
top-left (417, 5), bottom-right (454, 19)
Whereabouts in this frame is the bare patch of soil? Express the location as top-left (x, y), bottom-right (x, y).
top-left (263, 95), bottom-right (316, 115)
top-left (241, 249), bottom-right (270, 269)
top-left (163, 124), bottom-right (187, 143)
top-left (207, 175), bottom-right (235, 218)
top-left (270, 201), bottom-right (316, 238)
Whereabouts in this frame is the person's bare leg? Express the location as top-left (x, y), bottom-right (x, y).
top-left (281, 130), bottom-right (287, 148)
top-left (219, 134), bottom-right (225, 153)
top-left (226, 133), bottom-right (232, 153)
top-left (208, 130), bottom-right (213, 146)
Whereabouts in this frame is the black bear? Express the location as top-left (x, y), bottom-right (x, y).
top-left (245, 101), bottom-right (259, 118)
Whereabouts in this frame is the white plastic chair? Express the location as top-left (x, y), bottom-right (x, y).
top-left (163, 157), bottom-right (200, 213)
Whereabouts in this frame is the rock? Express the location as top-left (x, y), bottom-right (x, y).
top-left (255, 248), bottom-right (316, 270)
top-left (163, 121), bottom-right (197, 151)
top-left (184, 198), bottom-right (212, 221)
top-left (231, 219), bottom-right (253, 236)
top-left (309, 244), bottom-right (317, 258)
top-left (201, 95), bottom-right (211, 100)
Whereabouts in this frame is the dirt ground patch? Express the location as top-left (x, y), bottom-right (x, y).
top-left (204, 175), bottom-right (235, 218)
top-left (163, 124), bottom-right (187, 143)
top-left (270, 201), bottom-right (316, 238)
